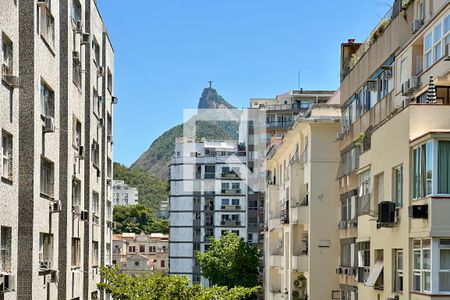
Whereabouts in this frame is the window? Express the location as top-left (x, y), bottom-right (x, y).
top-left (92, 38), bottom-right (100, 65)
top-left (412, 239), bottom-right (431, 292)
top-left (231, 183), bottom-right (240, 191)
top-left (39, 4), bottom-right (55, 48)
top-left (107, 69), bottom-right (113, 92)
top-left (1, 131), bottom-right (13, 180)
top-left (92, 241), bottom-right (99, 266)
top-left (417, 1), bottom-right (425, 21)
top-left (231, 199), bottom-right (239, 206)
top-left (221, 199), bottom-right (230, 206)
top-left (92, 140), bottom-right (99, 167)
top-left (393, 249), bottom-right (403, 292)
top-left (40, 82), bottom-right (54, 117)
top-left (72, 238), bottom-right (81, 267)
top-left (340, 239), bottom-right (354, 267)
top-left (72, 178), bottom-right (81, 206)
top-left (139, 245), bottom-right (145, 253)
top-left (161, 260), bottom-right (165, 268)
top-left (40, 157), bottom-right (54, 197)
top-left (93, 89), bottom-right (102, 118)
top-left (73, 52), bottom-right (82, 87)
top-left (393, 166), bottom-right (403, 207)
top-left (149, 246), bottom-right (156, 253)
top-left (71, 0), bottom-right (82, 23)
top-left (440, 239), bottom-right (450, 292)
top-left (221, 182), bottom-right (229, 191)
top-left (424, 13), bottom-right (450, 69)
top-left (72, 116), bottom-right (82, 149)
top-left (39, 233), bottom-right (53, 265)
top-left (438, 141), bottom-right (450, 194)
top-left (106, 201), bottom-right (112, 221)
top-left (232, 230), bottom-right (239, 236)
top-left (92, 191), bottom-right (99, 215)
top-left (2, 34), bottom-right (13, 69)
top-left (358, 170), bottom-right (370, 213)
top-left (204, 165), bottom-right (215, 179)
top-left (413, 141), bottom-right (433, 198)
top-left (0, 227), bottom-right (12, 272)
top-left (128, 246), bottom-right (135, 253)
top-left (374, 172), bottom-right (384, 205)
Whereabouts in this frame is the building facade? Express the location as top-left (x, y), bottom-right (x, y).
top-left (264, 103), bottom-right (341, 300)
top-left (112, 232), bottom-right (169, 275)
top-left (113, 180), bottom-right (139, 206)
top-left (337, 0), bottom-right (450, 299)
top-left (169, 138), bottom-right (247, 285)
top-left (0, 0), bottom-right (115, 299)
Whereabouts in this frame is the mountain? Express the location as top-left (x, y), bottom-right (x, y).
top-left (131, 87), bottom-right (239, 179)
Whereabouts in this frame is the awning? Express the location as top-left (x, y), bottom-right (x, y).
top-left (365, 260), bottom-right (384, 287)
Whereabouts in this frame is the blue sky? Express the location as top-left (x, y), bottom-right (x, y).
top-left (97, 0), bottom-right (393, 166)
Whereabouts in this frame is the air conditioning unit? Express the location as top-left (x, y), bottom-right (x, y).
top-left (43, 116), bottom-right (55, 133)
top-left (378, 201), bottom-right (396, 226)
top-left (51, 200), bottom-right (62, 213)
top-left (336, 267), bottom-right (343, 274)
top-left (37, 0), bottom-right (49, 8)
top-left (80, 210), bottom-right (89, 221)
top-left (98, 96), bottom-right (105, 103)
top-left (401, 76), bottom-right (420, 96)
top-left (409, 204), bottom-right (428, 219)
top-left (107, 134), bottom-right (113, 143)
top-left (97, 66), bottom-right (104, 77)
top-left (81, 33), bottom-right (90, 45)
top-left (49, 270), bottom-right (59, 283)
top-left (445, 43), bottom-right (450, 61)
top-left (112, 96), bottom-right (119, 104)
top-left (2, 274), bottom-right (15, 292)
top-left (338, 220), bottom-right (347, 229)
top-left (367, 80), bottom-right (377, 91)
top-left (73, 205), bottom-right (81, 215)
top-left (106, 178), bottom-right (112, 185)
top-left (412, 19), bottom-right (424, 33)
top-left (2, 74), bottom-right (19, 88)
top-left (75, 20), bottom-right (83, 33)
top-left (39, 260), bottom-right (52, 270)
top-left (348, 268), bottom-right (356, 276)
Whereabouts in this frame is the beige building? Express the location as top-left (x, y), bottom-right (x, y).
top-left (112, 233), bottom-right (169, 275)
top-left (0, 0), bottom-right (115, 299)
top-left (337, 0), bottom-right (450, 299)
top-left (264, 101), bottom-right (341, 300)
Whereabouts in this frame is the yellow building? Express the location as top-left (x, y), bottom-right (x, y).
top-left (337, 1), bottom-right (450, 299)
top-left (264, 101), bottom-right (341, 300)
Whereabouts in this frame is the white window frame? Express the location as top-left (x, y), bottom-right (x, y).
top-left (424, 12), bottom-right (450, 70)
top-left (394, 249), bottom-right (404, 292)
top-left (412, 239), bottom-right (431, 293)
top-left (439, 239), bottom-right (450, 293)
top-left (393, 165), bottom-right (403, 208)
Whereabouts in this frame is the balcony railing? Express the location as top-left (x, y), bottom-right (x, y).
top-left (358, 194), bottom-right (371, 214)
top-left (221, 205), bottom-right (241, 211)
top-left (220, 172), bottom-right (240, 179)
top-left (221, 189), bottom-right (241, 195)
top-left (220, 219), bottom-right (241, 226)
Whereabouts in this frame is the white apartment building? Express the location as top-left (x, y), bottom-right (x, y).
top-left (169, 137), bottom-right (248, 285)
top-left (0, 1), bottom-right (115, 299)
top-left (113, 180), bottom-right (139, 206)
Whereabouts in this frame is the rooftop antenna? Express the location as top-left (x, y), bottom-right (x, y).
top-left (297, 69), bottom-right (301, 90)
top-left (208, 80), bottom-right (213, 88)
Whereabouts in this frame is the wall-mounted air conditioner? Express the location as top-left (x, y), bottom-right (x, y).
top-left (44, 116), bottom-right (55, 133)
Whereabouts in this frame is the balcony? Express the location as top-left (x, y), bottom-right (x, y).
top-left (221, 189), bottom-right (241, 195)
top-left (266, 121), bottom-right (294, 130)
top-left (220, 205), bottom-right (241, 211)
top-left (292, 255), bottom-right (308, 272)
top-left (268, 218), bottom-right (281, 231)
top-left (291, 206), bottom-right (308, 224)
top-left (220, 219), bottom-right (241, 226)
top-left (269, 254), bottom-right (282, 269)
top-left (220, 172), bottom-right (240, 179)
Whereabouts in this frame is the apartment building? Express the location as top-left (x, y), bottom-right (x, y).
top-left (264, 102), bottom-right (341, 300)
top-left (113, 180), bottom-right (139, 206)
top-left (0, 0), bottom-right (115, 299)
top-left (336, 0), bottom-right (450, 299)
top-left (169, 138), bottom-right (247, 285)
top-left (112, 232), bottom-right (169, 275)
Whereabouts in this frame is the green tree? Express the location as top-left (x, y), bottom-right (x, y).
top-left (196, 232), bottom-right (261, 288)
top-left (113, 204), bottom-right (169, 234)
top-left (98, 266), bottom-right (259, 300)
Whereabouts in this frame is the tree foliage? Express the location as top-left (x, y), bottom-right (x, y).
top-left (196, 232), bottom-right (261, 288)
top-left (113, 204), bottom-right (169, 234)
top-left (113, 163), bottom-right (169, 210)
top-left (98, 266), bottom-right (259, 300)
